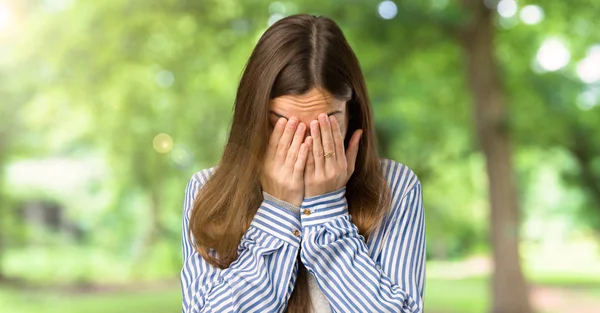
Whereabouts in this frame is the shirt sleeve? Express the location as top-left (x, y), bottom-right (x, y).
top-left (298, 181), bottom-right (426, 313)
top-left (181, 171), bottom-right (302, 313)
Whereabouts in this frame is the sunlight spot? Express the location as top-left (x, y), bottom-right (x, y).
top-left (576, 90), bottom-right (598, 111)
top-left (576, 45), bottom-right (600, 84)
top-left (43, 0), bottom-right (75, 13)
top-left (6, 157), bottom-right (105, 193)
top-left (484, 0), bottom-right (499, 9)
top-left (0, 3), bottom-right (11, 31)
top-left (153, 133), bottom-right (173, 153)
top-left (520, 5), bottom-right (544, 25)
top-left (378, 1), bottom-right (397, 20)
top-left (156, 70), bottom-right (174, 88)
top-left (430, 0), bottom-right (449, 10)
top-left (269, 2), bottom-right (286, 15)
top-left (170, 144), bottom-right (194, 168)
top-left (268, 13), bottom-right (284, 26)
top-left (497, 0), bottom-right (517, 18)
top-left (536, 38), bottom-right (570, 72)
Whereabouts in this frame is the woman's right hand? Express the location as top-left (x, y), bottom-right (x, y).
top-left (261, 116), bottom-right (309, 208)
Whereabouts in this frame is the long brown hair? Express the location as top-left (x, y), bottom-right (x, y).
top-left (188, 14), bottom-right (392, 312)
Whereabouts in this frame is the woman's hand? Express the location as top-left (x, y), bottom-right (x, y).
top-left (304, 113), bottom-right (363, 198)
top-left (261, 116), bottom-right (309, 207)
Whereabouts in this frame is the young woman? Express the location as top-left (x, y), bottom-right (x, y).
top-left (181, 14), bottom-right (425, 313)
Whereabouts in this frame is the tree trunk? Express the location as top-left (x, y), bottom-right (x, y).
top-left (0, 132), bottom-right (6, 281)
top-left (459, 1), bottom-right (532, 312)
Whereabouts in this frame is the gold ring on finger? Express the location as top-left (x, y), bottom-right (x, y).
top-left (323, 151), bottom-right (336, 158)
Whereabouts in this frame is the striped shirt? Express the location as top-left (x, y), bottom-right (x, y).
top-left (181, 158), bottom-right (426, 312)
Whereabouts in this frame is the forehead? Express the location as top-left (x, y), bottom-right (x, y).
top-left (269, 88), bottom-right (346, 117)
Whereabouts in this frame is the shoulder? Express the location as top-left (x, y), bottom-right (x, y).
top-left (187, 165), bottom-right (218, 187)
top-left (182, 165), bottom-right (218, 217)
top-left (379, 158), bottom-right (421, 200)
top-left (183, 165), bottom-right (218, 201)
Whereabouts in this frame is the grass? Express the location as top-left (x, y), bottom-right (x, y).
top-left (424, 275), bottom-right (600, 313)
top-left (425, 277), bottom-right (489, 313)
top-left (1, 276), bottom-right (600, 313)
top-left (0, 286), bottom-right (180, 313)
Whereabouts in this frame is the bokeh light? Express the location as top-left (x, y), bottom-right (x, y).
top-left (153, 133), bottom-right (173, 153)
top-left (156, 70), bottom-right (174, 88)
top-left (0, 3), bottom-right (11, 31)
top-left (520, 5), bottom-right (544, 25)
top-left (269, 2), bottom-right (286, 15)
top-left (576, 45), bottom-right (600, 84)
top-left (577, 90), bottom-right (598, 111)
top-left (430, 0), bottom-right (449, 10)
top-left (169, 144), bottom-right (194, 168)
top-left (42, 0), bottom-right (75, 13)
top-left (497, 0), bottom-right (517, 18)
top-left (378, 1), bottom-right (397, 20)
top-left (484, 0), bottom-right (499, 9)
top-left (268, 13), bottom-right (284, 26)
top-left (536, 38), bottom-right (570, 72)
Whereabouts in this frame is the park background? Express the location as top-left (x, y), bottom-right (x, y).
top-left (1, 0), bottom-right (600, 312)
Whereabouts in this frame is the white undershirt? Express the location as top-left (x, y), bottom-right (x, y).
top-left (308, 272), bottom-right (332, 313)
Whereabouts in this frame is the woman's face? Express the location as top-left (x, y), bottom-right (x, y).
top-left (269, 87), bottom-right (349, 142)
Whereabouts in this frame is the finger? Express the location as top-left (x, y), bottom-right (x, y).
top-left (304, 136), bottom-right (314, 175)
top-left (318, 114), bottom-right (336, 158)
top-left (346, 129), bottom-right (363, 176)
top-left (285, 122), bottom-right (306, 168)
top-left (275, 117), bottom-right (298, 163)
top-left (319, 113), bottom-right (336, 172)
top-left (293, 143), bottom-right (309, 182)
top-left (267, 117), bottom-right (287, 161)
top-left (310, 120), bottom-right (324, 175)
top-left (329, 115), bottom-right (346, 167)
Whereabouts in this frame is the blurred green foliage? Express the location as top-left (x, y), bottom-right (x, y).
top-left (0, 0), bottom-right (600, 312)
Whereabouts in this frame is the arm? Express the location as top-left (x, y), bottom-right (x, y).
top-left (299, 178), bottom-right (425, 312)
top-left (181, 170), bottom-right (302, 313)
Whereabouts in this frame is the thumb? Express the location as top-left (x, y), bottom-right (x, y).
top-left (346, 129), bottom-right (362, 175)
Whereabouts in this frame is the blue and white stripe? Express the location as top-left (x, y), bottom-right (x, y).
top-left (181, 158), bottom-right (426, 312)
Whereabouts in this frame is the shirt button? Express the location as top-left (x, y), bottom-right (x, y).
top-left (293, 229), bottom-right (301, 236)
top-left (303, 209), bottom-right (311, 215)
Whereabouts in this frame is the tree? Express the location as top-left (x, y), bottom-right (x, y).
top-left (458, 1), bottom-right (532, 311)
top-left (3, 1), bottom-right (600, 307)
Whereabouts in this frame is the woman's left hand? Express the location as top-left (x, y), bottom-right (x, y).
top-left (304, 113), bottom-right (363, 198)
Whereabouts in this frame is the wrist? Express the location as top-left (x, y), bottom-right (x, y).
top-left (262, 191), bottom-right (301, 214)
top-left (305, 185), bottom-right (346, 198)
